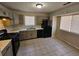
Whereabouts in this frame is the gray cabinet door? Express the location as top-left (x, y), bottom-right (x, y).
top-left (20, 30), bottom-right (37, 40)
top-left (4, 46), bottom-right (13, 56)
top-left (3, 42), bottom-right (13, 56)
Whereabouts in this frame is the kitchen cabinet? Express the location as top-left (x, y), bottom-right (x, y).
top-left (12, 13), bottom-right (19, 25)
top-left (1, 40), bottom-right (13, 56)
top-left (0, 9), bottom-right (19, 25)
top-left (20, 30), bottom-right (37, 40)
top-left (8, 12), bottom-right (13, 19)
top-left (30, 30), bottom-right (37, 38)
top-left (0, 4), bottom-right (10, 17)
top-left (4, 44), bottom-right (13, 56)
top-left (0, 10), bottom-right (9, 17)
top-left (19, 15), bottom-right (24, 25)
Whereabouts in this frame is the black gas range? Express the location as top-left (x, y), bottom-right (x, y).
top-left (0, 29), bottom-right (20, 56)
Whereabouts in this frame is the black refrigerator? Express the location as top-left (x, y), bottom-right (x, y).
top-left (41, 19), bottom-right (52, 37)
top-left (37, 19), bottom-right (52, 38)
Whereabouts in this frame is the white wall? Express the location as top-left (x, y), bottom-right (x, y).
top-left (52, 16), bottom-right (57, 37)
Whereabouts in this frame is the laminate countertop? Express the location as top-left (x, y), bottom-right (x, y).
top-left (0, 40), bottom-right (11, 52)
top-left (5, 25), bottom-right (43, 33)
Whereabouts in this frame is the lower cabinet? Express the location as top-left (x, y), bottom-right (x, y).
top-left (2, 41), bottom-right (13, 56)
top-left (4, 45), bottom-right (13, 56)
top-left (20, 30), bottom-right (37, 40)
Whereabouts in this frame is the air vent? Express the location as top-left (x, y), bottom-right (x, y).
top-left (63, 2), bottom-right (71, 5)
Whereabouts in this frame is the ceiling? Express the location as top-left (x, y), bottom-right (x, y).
top-left (1, 2), bottom-right (75, 13)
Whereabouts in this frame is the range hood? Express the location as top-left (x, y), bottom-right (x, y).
top-left (0, 16), bottom-right (12, 20)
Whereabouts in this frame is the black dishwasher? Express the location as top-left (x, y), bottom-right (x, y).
top-left (0, 29), bottom-right (20, 56)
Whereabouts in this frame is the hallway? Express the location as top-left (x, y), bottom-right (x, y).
top-left (17, 38), bottom-right (79, 56)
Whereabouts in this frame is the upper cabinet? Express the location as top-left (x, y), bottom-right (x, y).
top-left (8, 11), bottom-right (13, 19)
top-left (0, 4), bottom-right (20, 26)
top-left (0, 10), bottom-right (9, 17)
top-left (0, 4), bottom-right (10, 17)
top-left (19, 15), bottom-right (24, 25)
top-left (12, 13), bottom-right (19, 25)
top-left (0, 4), bottom-right (13, 19)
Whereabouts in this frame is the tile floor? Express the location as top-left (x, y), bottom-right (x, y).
top-left (17, 37), bottom-right (79, 56)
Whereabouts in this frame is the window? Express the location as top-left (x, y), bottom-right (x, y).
top-left (71, 15), bottom-right (79, 34)
top-left (60, 16), bottom-right (72, 32)
top-left (24, 16), bottom-right (35, 26)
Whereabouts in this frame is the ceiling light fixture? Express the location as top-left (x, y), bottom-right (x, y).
top-left (36, 4), bottom-right (43, 8)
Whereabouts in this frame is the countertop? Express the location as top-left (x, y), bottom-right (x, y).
top-left (5, 25), bottom-right (43, 33)
top-left (0, 40), bottom-right (11, 52)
